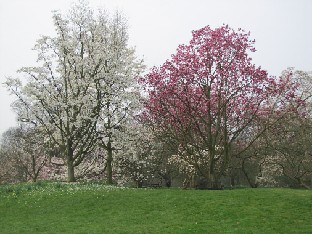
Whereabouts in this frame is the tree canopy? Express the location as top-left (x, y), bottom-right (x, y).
top-left (140, 25), bottom-right (301, 188)
top-left (5, 1), bottom-right (144, 182)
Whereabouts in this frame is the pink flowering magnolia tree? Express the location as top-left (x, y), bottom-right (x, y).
top-left (140, 25), bottom-right (300, 188)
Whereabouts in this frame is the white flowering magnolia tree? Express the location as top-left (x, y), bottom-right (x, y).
top-left (6, 1), bottom-right (143, 182)
top-left (114, 119), bottom-right (159, 187)
top-left (169, 144), bottom-right (224, 188)
top-left (96, 22), bottom-right (144, 184)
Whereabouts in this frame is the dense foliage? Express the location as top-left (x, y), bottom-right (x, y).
top-left (140, 25), bottom-right (305, 188)
top-left (5, 1), bottom-right (143, 182)
top-left (2, 1), bottom-right (312, 188)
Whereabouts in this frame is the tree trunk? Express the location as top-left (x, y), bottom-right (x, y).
top-left (296, 178), bottom-right (310, 189)
top-left (32, 172), bottom-right (38, 182)
top-left (162, 174), bottom-right (172, 188)
top-left (106, 141), bottom-right (113, 185)
top-left (230, 176), bottom-right (235, 187)
top-left (212, 174), bottom-right (222, 189)
top-left (66, 142), bottom-right (75, 182)
top-left (209, 160), bottom-right (222, 189)
top-left (137, 180), bottom-right (143, 188)
top-left (67, 158), bottom-right (75, 182)
top-left (242, 158), bottom-right (258, 188)
top-left (31, 155), bottom-right (36, 182)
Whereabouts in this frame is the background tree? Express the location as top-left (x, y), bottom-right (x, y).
top-left (0, 126), bottom-right (47, 183)
top-left (116, 119), bottom-right (176, 187)
top-left (140, 25), bottom-right (300, 188)
top-left (230, 137), bottom-right (267, 188)
top-left (6, 1), bottom-right (143, 182)
top-left (0, 130), bottom-right (27, 184)
top-left (259, 112), bottom-right (312, 188)
top-left (96, 14), bottom-right (144, 184)
top-left (258, 70), bottom-right (312, 188)
top-left (73, 147), bottom-right (106, 180)
top-left (115, 120), bottom-right (153, 187)
top-left (231, 69), bottom-right (312, 188)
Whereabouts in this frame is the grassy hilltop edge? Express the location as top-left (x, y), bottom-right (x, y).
top-left (0, 182), bottom-right (311, 233)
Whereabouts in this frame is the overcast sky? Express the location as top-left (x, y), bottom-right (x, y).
top-left (0, 0), bottom-right (312, 136)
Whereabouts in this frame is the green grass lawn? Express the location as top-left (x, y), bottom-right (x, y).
top-left (0, 182), bottom-right (311, 233)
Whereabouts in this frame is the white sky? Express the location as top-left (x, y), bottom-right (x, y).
top-left (0, 0), bottom-right (312, 136)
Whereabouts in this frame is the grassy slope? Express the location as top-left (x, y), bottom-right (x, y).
top-left (0, 182), bottom-right (311, 233)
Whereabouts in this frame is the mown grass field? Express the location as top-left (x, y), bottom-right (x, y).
top-left (0, 182), bottom-right (311, 233)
